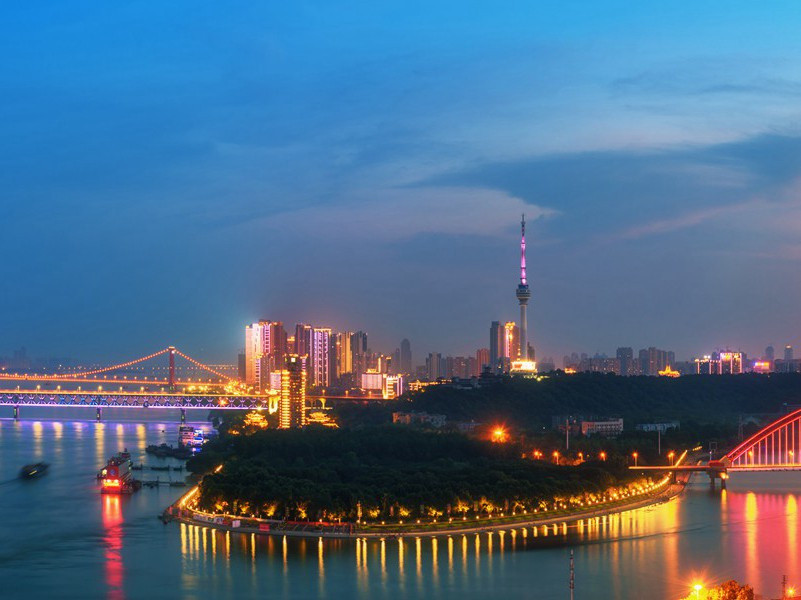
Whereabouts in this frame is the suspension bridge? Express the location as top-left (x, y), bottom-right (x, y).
top-left (0, 346), bottom-right (272, 421)
top-left (635, 405), bottom-right (801, 489)
top-left (0, 345), bottom-right (383, 421)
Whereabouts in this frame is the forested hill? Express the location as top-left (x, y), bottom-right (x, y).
top-left (400, 373), bottom-right (801, 428)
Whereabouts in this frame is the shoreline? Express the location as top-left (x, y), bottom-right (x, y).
top-left (165, 473), bottom-right (690, 540)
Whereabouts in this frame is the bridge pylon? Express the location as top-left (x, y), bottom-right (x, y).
top-left (168, 346), bottom-right (176, 392)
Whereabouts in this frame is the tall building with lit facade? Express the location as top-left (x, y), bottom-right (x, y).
top-left (280, 354), bottom-right (307, 429)
top-left (335, 331), bottom-right (353, 383)
top-left (244, 320), bottom-right (287, 390)
top-left (516, 215), bottom-right (531, 360)
top-left (310, 328), bottom-right (333, 388)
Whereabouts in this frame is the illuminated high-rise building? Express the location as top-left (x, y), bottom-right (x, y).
top-left (503, 321), bottom-right (520, 361)
top-left (516, 215), bottom-right (531, 360)
top-left (244, 320), bottom-right (287, 390)
top-left (335, 331), bottom-right (353, 381)
top-left (280, 354), bottom-right (307, 429)
top-left (310, 327), bottom-right (333, 388)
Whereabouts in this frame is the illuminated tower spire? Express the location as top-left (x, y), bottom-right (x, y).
top-left (515, 214), bottom-right (531, 360)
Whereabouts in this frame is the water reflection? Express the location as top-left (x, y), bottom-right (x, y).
top-left (102, 495), bottom-right (124, 600)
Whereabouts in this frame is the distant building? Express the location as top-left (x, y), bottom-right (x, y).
top-left (392, 411), bottom-right (447, 428)
top-left (280, 354), bottom-right (307, 429)
top-left (636, 422), bottom-right (680, 433)
top-left (475, 348), bottom-right (490, 375)
top-left (489, 321), bottom-right (503, 373)
top-left (580, 419), bottom-right (624, 437)
top-left (426, 352), bottom-right (444, 380)
top-left (786, 345), bottom-right (794, 363)
top-left (638, 347), bottom-right (673, 376)
top-left (400, 338), bottom-right (412, 375)
top-left (616, 347), bottom-right (634, 376)
top-left (695, 351), bottom-right (745, 375)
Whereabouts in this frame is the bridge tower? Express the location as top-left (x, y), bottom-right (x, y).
top-left (168, 346), bottom-right (176, 391)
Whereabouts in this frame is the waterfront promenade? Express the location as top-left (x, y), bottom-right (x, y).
top-left (166, 471), bottom-right (690, 540)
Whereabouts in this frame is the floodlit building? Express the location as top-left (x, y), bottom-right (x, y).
top-left (580, 419), bottom-right (624, 437)
top-left (310, 328), bottom-right (333, 388)
top-left (279, 354), bottom-right (307, 429)
top-left (245, 320), bottom-right (287, 390)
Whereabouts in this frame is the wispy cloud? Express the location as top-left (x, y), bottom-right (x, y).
top-left (252, 186), bottom-right (556, 241)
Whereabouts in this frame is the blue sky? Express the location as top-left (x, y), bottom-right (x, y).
top-left (3, 2), bottom-right (801, 363)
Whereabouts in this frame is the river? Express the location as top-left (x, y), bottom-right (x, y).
top-left (0, 416), bottom-right (798, 599)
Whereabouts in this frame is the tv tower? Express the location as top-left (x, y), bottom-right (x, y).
top-left (516, 214), bottom-right (531, 360)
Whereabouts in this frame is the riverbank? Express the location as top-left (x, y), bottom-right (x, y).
top-left (165, 471), bottom-right (690, 539)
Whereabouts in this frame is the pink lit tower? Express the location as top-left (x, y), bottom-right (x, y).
top-left (515, 214), bottom-right (531, 360)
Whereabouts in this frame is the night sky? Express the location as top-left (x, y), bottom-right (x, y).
top-left (4, 2), bottom-right (801, 363)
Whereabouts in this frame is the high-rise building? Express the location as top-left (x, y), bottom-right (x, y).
top-left (352, 331), bottom-right (368, 380)
top-left (785, 345), bottom-right (794, 362)
top-left (476, 348), bottom-right (490, 374)
top-left (426, 353), bottom-right (443, 380)
top-left (244, 320), bottom-right (287, 390)
top-left (335, 331), bottom-right (353, 382)
top-left (400, 339), bottom-right (412, 375)
top-left (310, 328), bottom-right (333, 388)
top-left (616, 347), bottom-right (634, 376)
top-left (503, 321), bottom-right (520, 361)
top-left (280, 354), bottom-right (307, 429)
top-left (294, 324), bottom-right (313, 357)
top-left (638, 347), bottom-right (671, 376)
top-left (489, 321), bottom-right (503, 373)
top-left (237, 352), bottom-right (246, 381)
top-left (516, 214), bottom-right (531, 360)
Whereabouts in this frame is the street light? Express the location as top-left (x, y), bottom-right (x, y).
top-left (599, 451), bottom-right (606, 461)
top-left (553, 450), bottom-right (560, 464)
top-left (668, 451), bottom-right (675, 466)
top-left (693, 583), bottom-right (703, 599)
top-left (632, 452), bottom-right (639, 467)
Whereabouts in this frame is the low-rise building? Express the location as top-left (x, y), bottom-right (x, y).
top-left (580, 419), bottom-right (624, 437)
top-left (635, 421), bottom-right (679, 433)
top-left (392, 411), bottom-right (447, 428)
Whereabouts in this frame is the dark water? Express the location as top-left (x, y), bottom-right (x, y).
top-left (0, 417), bottom-right (799, 600)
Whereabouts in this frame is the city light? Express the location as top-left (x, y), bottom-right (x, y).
top-left (492, 427), bottom-right (508, 443)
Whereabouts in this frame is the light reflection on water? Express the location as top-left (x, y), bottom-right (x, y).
top-left (0, 418), bottom-right (798, 599)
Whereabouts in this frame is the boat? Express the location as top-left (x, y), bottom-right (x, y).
top-left (100, 454), bottom-right (140, 494)
top-left (19, 463), bottom-right (49, 479)
top-left (151, 465), bottom-right (170, 472)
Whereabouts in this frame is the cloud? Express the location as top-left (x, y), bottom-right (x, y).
top-left (251, 186), bottom-right (555, 241)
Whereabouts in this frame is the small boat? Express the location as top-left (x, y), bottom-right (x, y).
top-left (151, 465), bottom-right (170, 472)
top-left (19, 462), bottom-right (49, 479)
top-left (171, 466), bottom-right (183, 472)
top-left (169, 481), bottom-right (187, 487)
top-left (132, 463), bottom-right (144, 471)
